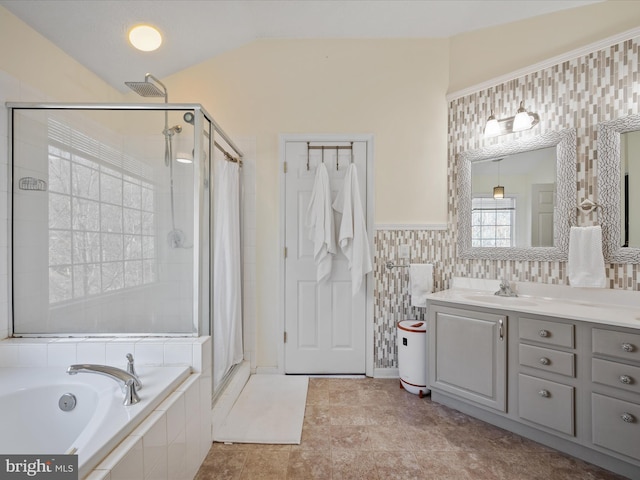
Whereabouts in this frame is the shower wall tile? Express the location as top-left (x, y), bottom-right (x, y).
top-left (373, 35), bottom-right (640, 369)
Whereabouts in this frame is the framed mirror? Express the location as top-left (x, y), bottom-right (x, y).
top-left (457, 128), bottom-right (576, 260)
top-left (597, 114), bottom-right (640, 263)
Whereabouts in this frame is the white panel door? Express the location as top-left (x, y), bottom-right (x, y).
top-left (531, 183), bottom-right (555, 247)
top-left (284, 140), bottom-right (368, 374)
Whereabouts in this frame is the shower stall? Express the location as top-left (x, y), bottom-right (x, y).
top-left (7, 102), bottom-right (243, 341)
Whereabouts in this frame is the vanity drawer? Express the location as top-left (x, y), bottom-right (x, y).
top-left (592, 393), bottom-right (640, 461)
top-left (519, 318), bottom-right (574, 348)
top-left (518, 374), bottom-right (574, 436)
top-left (592, 358), bottom-right (640, 394)
top-left (520, 344), bottom-right (575, 377)
top-left (593, 329), bottom-right (640, 362)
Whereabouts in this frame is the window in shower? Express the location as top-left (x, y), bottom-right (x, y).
top-left (47, 138), bottom-right (157, 304)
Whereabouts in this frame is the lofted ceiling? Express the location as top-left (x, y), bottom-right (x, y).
top-left (1, 0), bottom-right (601, 91)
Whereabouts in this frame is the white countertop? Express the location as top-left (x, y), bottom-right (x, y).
top-left (426, 278), bottom-right (640, 330)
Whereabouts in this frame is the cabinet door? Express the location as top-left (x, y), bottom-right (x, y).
top-left (428, 306), bottom-right (507, 412)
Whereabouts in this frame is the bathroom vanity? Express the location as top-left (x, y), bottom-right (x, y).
top-left (427, 282), bottom-right (640, 479)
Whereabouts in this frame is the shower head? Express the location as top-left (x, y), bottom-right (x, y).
top-left (124, 73), bottom-right (167, 101)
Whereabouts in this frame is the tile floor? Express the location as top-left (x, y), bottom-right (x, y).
top-left (196, 378), bottom-right (629, 479)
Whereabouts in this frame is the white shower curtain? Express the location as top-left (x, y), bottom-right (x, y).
top-left (213, 158), bottom-right (243, 392)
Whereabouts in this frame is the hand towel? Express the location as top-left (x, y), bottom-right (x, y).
top-left (409, 263), bottom-right (434, 308)
top-left (567, 226), bottom-right (606, 288)
top-left (333, 163), bottom-right (372, 295)
top-left (305, 162), bottom-right (337, 283)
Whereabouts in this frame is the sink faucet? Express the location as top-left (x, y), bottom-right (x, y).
top-left (495, 279), bottom-right (518, 297)
top-left (67, 364), bottom-right (141, 406)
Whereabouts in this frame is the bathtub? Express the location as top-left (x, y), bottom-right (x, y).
top-left (0, 365), bottom-right (191, 478)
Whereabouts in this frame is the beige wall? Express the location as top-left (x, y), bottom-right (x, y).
top-left (0, 8), bottom-right (120, 102)
top-left (449, 0), bottom-right (640, 94)
top-left (165, 39), bottom-right (450, 367)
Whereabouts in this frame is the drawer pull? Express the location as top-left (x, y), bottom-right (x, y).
top-left (538, 389), bottom-right (550, 398)
top-left (538, 329), bottom-right (549, 338)
top-left (621, 343), bottom-right (635, 353)
top-left (539, 357), bottom-right (550, 366)
top-left (619, 375), bottom-right (633, 385)
top-left (621, 413), bottom-right (636, 423)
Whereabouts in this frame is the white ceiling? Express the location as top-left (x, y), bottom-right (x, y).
top-left (2, 0), bottom-right (601, 91)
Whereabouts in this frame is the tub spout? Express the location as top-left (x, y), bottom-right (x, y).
top-left (67, 364), bottom-right (141, 406)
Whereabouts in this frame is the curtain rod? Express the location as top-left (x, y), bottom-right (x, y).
top-left (214, 141), bottom-right (242, 166)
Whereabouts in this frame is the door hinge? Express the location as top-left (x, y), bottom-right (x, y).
top-left (284, 247), bottom-right (288, 258)
top-left (283, 161), bottom-right (287, 173)
top-left (284, 331), bottom-right (287, 343)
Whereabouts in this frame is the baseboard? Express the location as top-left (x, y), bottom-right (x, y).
top-left (373, 368), bottom-right (399, 378)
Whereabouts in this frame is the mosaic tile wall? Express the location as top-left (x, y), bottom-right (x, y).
top-left (374, 36), bottom-right (640, 369)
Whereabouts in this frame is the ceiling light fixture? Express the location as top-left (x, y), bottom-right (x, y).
top-left (128, 24), bottom-right (162, 52)
top-left (483, 101), bottom-right (539, 138)
top-left (493, 158), bottom-right (504, 199)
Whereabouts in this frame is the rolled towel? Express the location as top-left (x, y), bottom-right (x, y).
top-left (567, 226), bottom-right (606, 288)
top-left (409, 263), bottom-right (434, 308)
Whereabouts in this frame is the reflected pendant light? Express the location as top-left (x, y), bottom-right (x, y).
top-left (493, 185), bottom-right (505, 199)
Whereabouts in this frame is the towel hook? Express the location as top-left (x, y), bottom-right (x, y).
top-left (306, 142), bottom-right (310, 171)
top-left (350, 142), bottom-right (354, 164)
top-left (336, 146), bottom-right (339, 171)
top-left (321, 146), bottom-right (325, 164)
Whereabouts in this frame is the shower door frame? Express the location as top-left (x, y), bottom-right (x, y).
top-left (7, 102), bottom-right (243, 338)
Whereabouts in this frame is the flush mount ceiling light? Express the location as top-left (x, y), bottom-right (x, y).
top-left (483, 101), bottom-right (540, 138)
top-left (128, 24), bottom-right (162, 52)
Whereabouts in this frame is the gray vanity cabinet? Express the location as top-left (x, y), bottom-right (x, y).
top-left (428, 305), bottom-right (507, 412)
top-left (426, 299), bottom-right (640, 479)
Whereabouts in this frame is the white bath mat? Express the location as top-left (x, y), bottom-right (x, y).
top-left (214, 374), bottom-right (308, 444)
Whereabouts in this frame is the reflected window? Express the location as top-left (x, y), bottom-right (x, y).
top-left (47, 123), bottom-right (156, 304)
top-left (471, 196), bottom-right (516, 247)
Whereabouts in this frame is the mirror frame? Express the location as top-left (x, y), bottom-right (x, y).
top-left (457, 128), bottom-right (576, 261)
top-left (597, 114), bottom-right (640, 263)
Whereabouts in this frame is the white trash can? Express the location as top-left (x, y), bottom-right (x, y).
top-left (397, 320), bottom-right (429, 398)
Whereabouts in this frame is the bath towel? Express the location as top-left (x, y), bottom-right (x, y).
top-left (306, 162), bottom-right (337, 283)
top-left (567, 226), bottom-right (606, 288)
top-left (333, 163), bottom-right (372, 295)
top-left (409, 263), bottom-right (434, 308)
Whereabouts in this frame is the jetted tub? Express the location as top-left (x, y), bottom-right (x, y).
top-left (0, 365), bottom-right (191, 478)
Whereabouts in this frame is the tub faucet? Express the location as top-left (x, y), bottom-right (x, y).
top-left (126, 353), bottom-right (142, 390)
top-left (67, 364), bottom-right (141, 406)
top-left (495, 279), bottom-right (517, 297)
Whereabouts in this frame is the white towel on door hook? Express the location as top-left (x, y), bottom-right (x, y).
top-left (333, 163), bottom-right (372, 295)
top-left (306, 162), bottom-right (337, 283)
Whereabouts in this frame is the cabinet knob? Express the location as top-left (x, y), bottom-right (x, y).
top-left (539, 357), bottom-right (550, 366)
top-left (538, 329), bottom-right (549, 338)
top-left (621, 413), bottom-right (635, 423)
top-left (621, 343), bottom-right (635, 353)
top-left (619, 375), bottom-right (633, 385)
top-left (538, 389), bottom-right (550, 398)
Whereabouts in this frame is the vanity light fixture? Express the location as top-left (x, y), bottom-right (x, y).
top-left (512, 101), bottom-right (534, 132)
top-left (128, 24), bottom-right (162, 52)
top-left (483, 101), bottom-right (540, 138)
top-left (484, 111), bottom-right (501, 138)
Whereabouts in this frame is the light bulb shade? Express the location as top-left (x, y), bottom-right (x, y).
top-left (493, 185), bottom-right (505, 199)
top-left (484, 117), bottom-right (501, 138)
top-left (512, 111), bottom-right (533, 132)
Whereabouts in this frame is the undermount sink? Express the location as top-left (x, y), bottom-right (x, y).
top-left (463, 295), bottom-right (539, 307)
